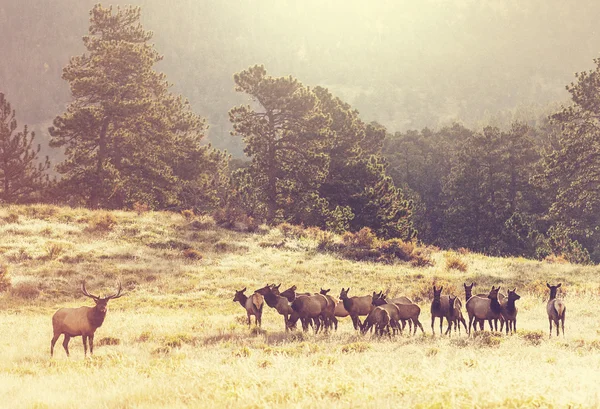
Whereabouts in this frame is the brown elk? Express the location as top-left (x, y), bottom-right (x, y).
top-left (51, 281), bottom-right (124, 357)
top-left (319, 288), bottom-right (343, 331)
top-left (288, 293), bottom-right (334, 333)
top-left (463, 282), bottom-right (505, 330)
top-left (430, 286), bottom-right (457, 335)
top-left (465, 286), bottom-right (502, 335)
top-left (546, 283), bottom-right (566, 337)
top-left (339, 288), bottom-right (377, 330)
top-left (444, 295), bottom-right (467, 336)
top-left (255, 284), bottom-right (294, 331)
top-left (500, 288), bottom-right (520, 334)
top-left (372, 293), bottom-right (425, 335)
top-left (233, 287), bottom-right (264, 327)
top-left (360, 306), bottom-right (391, 336)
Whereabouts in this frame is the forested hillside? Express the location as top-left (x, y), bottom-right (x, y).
top-left (1, 2), bottom-right (600, 262)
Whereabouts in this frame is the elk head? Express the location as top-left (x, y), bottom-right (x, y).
top-left (82, 280), bottom-right (124, 314)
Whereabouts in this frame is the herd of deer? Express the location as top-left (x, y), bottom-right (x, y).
top-left (47, 280), bottom-right (566, 358)
top-left (233, 282), bottom-right (567, 339)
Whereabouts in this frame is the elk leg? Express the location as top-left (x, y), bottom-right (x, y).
top-left (89, 334), bottom-right (95, 355)
top-left (439, 317), bottom-right (443, 335)
top-left (82, 335), bottom-right (88, 357)
top-left (548, 318), bottom-right (553, 337)
top-left (247, 313), bottom-right (251, 327)
top-left (50, 334), bottom-right (60, 357)
top-left (62, 335), bottom-right (71, 357)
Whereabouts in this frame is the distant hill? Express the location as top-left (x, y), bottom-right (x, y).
top-left (2, 0), bottom-right (600, 159)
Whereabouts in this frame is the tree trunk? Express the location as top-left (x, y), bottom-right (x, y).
top-left (89, 118), bottom-right (109, 209)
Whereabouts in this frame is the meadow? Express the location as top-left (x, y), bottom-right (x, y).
top-left (0, 205), bottom-right (599, 409)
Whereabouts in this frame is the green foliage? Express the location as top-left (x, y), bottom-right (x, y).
top-left (537, 56), bottom-right (600, 262)
top-left (49, 5), bottom-right (226, 210)
top-left (0, 93), bottom-right (50, 203)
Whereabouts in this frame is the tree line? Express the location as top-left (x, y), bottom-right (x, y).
top-left (1, 5), bottom-right (598, 263)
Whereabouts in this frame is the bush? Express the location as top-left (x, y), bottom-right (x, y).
top-left (0, 264), bottom-right (11, 292)
top-left (278, 222), bottom-right (305, 239)
top-left (189, 215), bottom-right (216, 230)
top-left (181, 209), bottom-right (195, 220)
top-left (2, 213), bottom-right (19, 224)
top-left (87, 212), bottom-right (117, 232)
top-left (445, 253), bottom-right (467, 272)
top-left (182, 248), bottom-right (203, 260)
top-left (377, 238), bottom-right (414, 261)
top-left (342, 227), bottom-right (376, 249)
top-left (410, 249), bottom-right (435, 268)
top-left (11, 281), bottom-right (40, 299)
top-left (44, 242), bottom-right (67, 260)
top-left (133, 202), bottom-right (150, 215)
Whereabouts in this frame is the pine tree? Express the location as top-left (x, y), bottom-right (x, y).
top-left (49, 5), bottom-right (223, 209)
top-left (229, 65), bottom-right (332, 224)
top-left (540, 57), bottom-right (600, 260)
top-left (0, 93), bottom-right (50, 203)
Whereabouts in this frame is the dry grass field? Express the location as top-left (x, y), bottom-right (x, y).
top-left (0, 204), bottom-right (599, 408)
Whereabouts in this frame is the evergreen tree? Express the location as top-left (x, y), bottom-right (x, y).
top-left (314, 87), bottom-right (414, 239)
top-left (229, 65), bottom-right (332, 225)
top-left (0, 93), bottom-right (50, 203)
top-left (540, 57), bottom-right (600, 261)
top-left (49, 5), bottom-right (223, 209)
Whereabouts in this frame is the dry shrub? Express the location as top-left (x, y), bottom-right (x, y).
top-left (457, 247), bottom-right (471, 255)
top-left (181, 209), bottom-right (195, 220)
top-left (410, 248), bottom-right (435, 268)
top-left (213, 206), bottom-right (258, 232)
top-left (44, 241), bottom-right (68, 260)
top-left (544, 254), bottom-right (569, 264)
top-left (340, 342), bottom-right (371, 354)
top-left (5, 249), bottom-right (31, 263)
top-left (87, 212), bottom-right (117, 232)
top-left (189, 215), bottom-right (216, 230)
top-left (377, 238), bottom-right (414, 261)
top-left (304, 227), bottom-right (335, 250)
top-left (11, 281), bottom-right (41, 299)
top-left (97, 336), bottom-right (121, 346)
top-left (446, 253), bottom-right (468, 272)
top-left (182, 248), bottom-right (203, 260)
top-left (0, 264), bottom-right (11, 292)
top-left (2, 213), bottom-right (19, 224)
top-left (519, 330), bottom-right (544, 346)
top-left (133, 202), bottom-right (150, 215)
top-left (342, 227), bottom-right (376, 249)
top-left (278, 222), bottom-right (305, 239)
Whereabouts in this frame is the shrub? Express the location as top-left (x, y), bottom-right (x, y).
top-left (519, 330), bottom-right (544, 346)
top-left (189, 215), bottom-right (216, 230)
top-left (2, 213), bottom-right (19, 224)
top-left (87, 212), bottom-right (117, 232)
top-left (44, 242), bottom-right (67, 260)
top-left (445, 253), bottom-right (467, 272)
top-left (343, 227), bottom-right (376, 249)
top-left (410, 249), bottom-right (435, 268)
top-left (377, 238), bottom-right (414, 261)
top-left (340, 342), bottom-right (371, 354)
top-left (0, 264), bottom-right (11, 292)
top-left (133, 202), bottom-right (150, 215)
top-left (97, 336), bottom-right (121, 346)
top-left (182, 248), bottom-right (203, 260)
top-left (278, 222), bottom-right (305, 239)
top-left (181, 209), bottom-right (195, 220)
top-left (11, 281), bottom-right (40, 299)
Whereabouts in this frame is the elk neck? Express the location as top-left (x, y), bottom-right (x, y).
top-left (236, 293), bottom-right (248, 308)
top-left (506, 298), bottom-right (517, 314)
top-left (490, 297), bottom-right (501, 314)
top-left (89, 305), bottom-right (107, 328)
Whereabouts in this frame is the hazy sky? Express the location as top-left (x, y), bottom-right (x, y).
top-left (2, 0), bottom-right (600, 150)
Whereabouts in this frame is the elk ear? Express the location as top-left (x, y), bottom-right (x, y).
top-left (546, 283), bottom-right (551, 288)
top-left (242, 287), bottom-right (246, 293)
top-left (440, 286), bottom-right (443, 292)
top-left (557, 283), bottom-right (561, 288)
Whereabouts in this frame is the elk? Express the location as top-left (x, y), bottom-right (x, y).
top-left (360, 306), bottom-right (391, 336)
top-left (339, 288), bottom-right (377, 330)
top-left (319, 288), bottom-right (343, 330)
top-left (288, 293), bottom-right (333, 333)
top-left (430, 286), bottom-right (454, 335)
top-left (51, 281), bottom-right (124, 357)
top-left (373, 293), bottom-right (425, 335)
top-left (255, 284), bottom-right (294, 331)
top-left (500, 288), bottom-right (520, 334)
top-left (444, 295), bottom-right (467, 336)
top-left (465, 286), bottom-right (502, 335)
top-left (463, 282), bottom-right (505, 331)
top-left (546, 283), bottom-right (566, 337)
top-left (233, 287), bottom-right (264, 327)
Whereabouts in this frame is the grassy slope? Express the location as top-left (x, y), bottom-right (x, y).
top-left (0, 204), bottom-right (599, 409)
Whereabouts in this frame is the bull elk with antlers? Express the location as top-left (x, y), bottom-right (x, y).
top-left (50, 281), bottom-right (124, 357)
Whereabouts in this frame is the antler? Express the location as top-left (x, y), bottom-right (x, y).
top-left (81, 281), bottom-right (100, 301)
top-left (105, 280), bottom-right (124, 300)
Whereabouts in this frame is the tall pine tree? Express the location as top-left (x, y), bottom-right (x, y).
top-left (49, 5), bottom-right (224, 209)
top-left (0, 93), bottom-right (50, 203)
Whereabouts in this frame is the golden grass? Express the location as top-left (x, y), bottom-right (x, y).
top-left (0, 204), bottom-right (599, 408)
